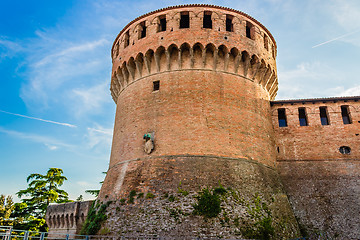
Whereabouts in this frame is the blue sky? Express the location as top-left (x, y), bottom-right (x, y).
top-left (1, 0), bottom-right (360, 201)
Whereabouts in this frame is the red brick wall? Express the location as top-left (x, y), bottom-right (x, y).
top-left (271, 100), bottom-right (360, 161)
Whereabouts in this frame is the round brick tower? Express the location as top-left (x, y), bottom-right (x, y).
top-left (100, 5), bottom-right (299, 238)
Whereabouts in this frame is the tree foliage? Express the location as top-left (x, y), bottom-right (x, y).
top-left (17, 168), bottom-right (69, 218)
top-left (0, 195), bottom-right (15, 225)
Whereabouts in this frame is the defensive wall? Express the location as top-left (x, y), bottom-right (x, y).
top-left (271, 96), bottom-right (360, 239)
top-left (46, 4), bottom-right (360, 239)
top-left (45, 201), bottom-right (93, 236)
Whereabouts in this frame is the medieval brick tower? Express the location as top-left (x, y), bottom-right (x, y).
top-left (99, 4), bottom-right (300, 238)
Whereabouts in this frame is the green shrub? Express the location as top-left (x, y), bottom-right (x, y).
top-left (146, 192), bottom-right (155, 199)
top-left (192, 187), bottom-right (221, 218)
top-left (80, 201), bottom-right (109, 235)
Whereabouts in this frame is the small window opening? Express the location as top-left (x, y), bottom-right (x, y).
top-left (203, 11), bottom-right (212, 29)
top-left (180, 12), bottom-right (190, 28)
top-left (298, 108), bottom-right (308, 126)
top-left (139, 21), bottom-right (146, 39)
top-left (124, 31), bottom-right (130, 48)
top-left (272, 45), bottom-right (276, 58)
top-left (264, 35), bottom-right (268, 50)
top-left (341, 105), bottom-right (352, 124)
top-left (319, 106), bottom-right (330, 125)
top-left (277, 147), bottom-right (280, 153)
top-left (226, 15), bottom-right (233, 32)
top-left (339, 146), bottom-right (351, 154)
top-left (158, 15), bottom-right (166, 32)
top-left (153, 81), bottom-right (160, 91)
top-left (278, 108), bottom-right (287, 127)
top-left (246, 21), bottom-right (254, 40)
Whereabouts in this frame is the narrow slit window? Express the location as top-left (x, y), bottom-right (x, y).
top-left (180, 12), bottom-right (190, 28)
top-left (203, 11), bottom-right (212, 29)
top-left (153, 81), bottom-right (160, 91)
top-left (319, 107), bottom-right (330, 125)
top-left (341, 105), bottom-right (352, 124)
top-left (264, 35), bottom-right (268, 50)
top-left (158, 15), bottom-right (166, 32)
top-left (226, 15), bottom-right (233, 32)
top-left (298, 108), bottom-right (308, 126)
top-left (246, 21), bottom-right (254, 40)
top-left (139, 21), bottom-right (146, 39)
top-left (278, 108), bottom-right (287, 127)
top-left (124, 30), bottom-right (130, 48)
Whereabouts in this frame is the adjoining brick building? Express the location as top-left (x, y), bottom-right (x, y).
top-left (47, 4), bottom-right (360, 239)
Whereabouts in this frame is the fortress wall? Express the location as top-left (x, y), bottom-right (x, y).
top-left (272, 98), bottom-right (360, 239)
top-left (101, 70), bottom-right (276, 199)
top-left (46, 201), bottom-right (93, 236)
top-left (271, 99), bottom-right (360, 161)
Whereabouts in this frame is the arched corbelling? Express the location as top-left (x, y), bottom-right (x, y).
top-left (145, 49), bottom-right (155, 74)
top-left (127, 57), bottom-right (136, 82)
top-left (65, 214), bottom-right (70, 229)
top-left (266, 74), bottom-right (276, 92)
top-left (217, 45), bottom-right (228, 71)
top-left (248, 54), bottom-right (260, 80)
top-left (204, 43), bottom-right (216, 70)
top-left (121, 62), bottom-right (130, 84)
top-left (60, 214), bottom-right (65, 228)
top-left (111, 76), bottom-right (120, 96)
top-left (265, 71), bottom-right (276, 90)
top-left (155, 46), bottom-right (166, 72)
top-left (56, 215), bottom-right (61, 228)
top-left (116, 66), bottom-right (125, 88)
top-left (269, 78), bottom-right (278, 95)
top-left (180, 42), bottom-right (191, 69)
top-left (240, 51), bottom-right (250, 77)
top-left (193, 42), bottom-right (204, 68)
top-left (254, 59), bottom-right (266, 84)
top-left (229, 47), bottom-right (240, 73)
top-left (167, 44), bottom-right (179, 70)
top-left (260, 64), bottom-right (273, 87)
top-left (70, 213), bottom-right (74, 228)
top-left (135, 53), bottom-right (144, 78)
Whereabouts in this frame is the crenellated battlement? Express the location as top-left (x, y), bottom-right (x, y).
top-left (110, 4), bottom-right (278, 103)
top-left (110, 42), bottom-right (278, 102)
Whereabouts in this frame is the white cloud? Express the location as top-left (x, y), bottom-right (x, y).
top-left (70, 81), bottom-right (111, 117)
top-left (85, 124), bottom-right (113, 150)
top-left (277, 62), bottom-right (343, 99)
top-left (332, 85), bottom-right (360, 97)
top-left (0, 127), bottom-right (73, 150)
top-left (0, 37), bottom-right (24, 60)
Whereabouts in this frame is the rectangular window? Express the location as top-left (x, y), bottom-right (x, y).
top-left (139, 21), bottom-right (146, 39)
top-left (180, 12), bottom-right (190, 28)
top-left (278, 108), bottom-right (287, 127)
top-left (203, 11), bottom-right (212, 29)
top-left (246, 21), bottom-right (254, 39)
top-left (298, 108), bottom-right (308, 126)
top-left (341, 105), bottom-right (352, 124)
top-left (319, 107), bottom-right (330, 125)
top-left (158, 15), bottom-right (166, 32)
top-left (153, 80), bottom-right (160, 91)
top-left (226, 15), bottom-right (233, 32)
top-left (124, 30), bottom-right (130, 48)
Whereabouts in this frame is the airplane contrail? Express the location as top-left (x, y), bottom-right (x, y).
top-left (312, 29), bottom-right (360, 48)
top-left (0, 109), bottom-right (77, 128)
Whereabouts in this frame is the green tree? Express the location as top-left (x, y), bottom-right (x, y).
top-left (16, 168), bottom-right (70, 231)
top-left (0, 195), bottom-right (15, 226)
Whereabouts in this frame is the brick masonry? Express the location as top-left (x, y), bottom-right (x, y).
top-left (46, 4), bottom-right (360, 239)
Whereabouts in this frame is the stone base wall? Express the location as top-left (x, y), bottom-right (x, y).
top-left (278, 160), bottom-right (360, 239)
top-left (99, 156), bottom-right (300, 239)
